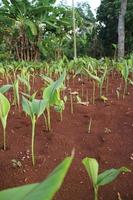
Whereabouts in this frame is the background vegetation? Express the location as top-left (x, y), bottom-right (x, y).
top-left (0, 0), bottom-right (132, 61)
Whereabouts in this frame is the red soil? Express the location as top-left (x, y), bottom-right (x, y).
top-left (0, 74), bottom-right (133, 200)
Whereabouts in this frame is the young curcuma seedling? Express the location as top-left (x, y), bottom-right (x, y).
top-left (82, 157), bottom-right (131, 200)
top-left (84, 66), bottom-right (107, 98)
top-left (120, 61), bottom-right (129, 99)
top-left (12, 79), bottom-right (20, 110)
top-left (43, 71), bottom-right (66, 131)
top-left (0, 93), bottom-right (10, 150)
top-left (18, 75), bottom-right (31, 95)
top-left (22, 96), bottom-right (47, 166)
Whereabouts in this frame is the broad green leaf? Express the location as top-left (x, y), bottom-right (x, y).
top-left (25, 19), bottom-right (38, 36)
top-left (54, 100), bottom-right (64, 112)
top-left (0, 93), bottom-right (10, 129)
top-left (18, 76), bottom-right (29, 86)
top-left (41, 75), bottom-right (53, 84)
top-left (21, 91), bottom-right (37, 101)
top-left (17, 75), bottom-right (31, 93)
top-left (0, 156), bottom-right (73, 200)
top-left (0, 93), bottom-right (10, 118)
top-left (43, 71), bottom-right (66, 106)
top-left (0, 84), bottom-right (12, 94)
top-left (22, 96), bottom-right (47, 118)
top-left (22, 96), bottom-right (32, 117)
top-left (84, 68), bottom-right (100, 83)
top-left (0, 184), bottom-right (37, 200)
top-left (45, 21), bottom-right (58, 29)
top-left (32, 99), bottom-right (47, 118)
top-left (14, 79), bottom-right (19, 106)
top-left (97, 167), bottom-right (131, 186)
top-left (82, 157), bottom-right (99, 186)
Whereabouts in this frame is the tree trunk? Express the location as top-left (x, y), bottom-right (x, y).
top-left (118, 0), bottom-right (128, 58)
top-left (72, 0), bottom-right (77, 60)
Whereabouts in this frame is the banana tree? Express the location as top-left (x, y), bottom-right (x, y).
top-left (0, 0), bottom-right (69, 61)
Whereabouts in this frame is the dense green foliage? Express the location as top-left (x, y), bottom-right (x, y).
top-left (97, 0), bottom-right (133, 56)
top-left (0, 0), bottom-right (133, 59)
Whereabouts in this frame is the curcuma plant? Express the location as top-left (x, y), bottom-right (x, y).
top-left (18, 75), bottom-right (31, 95)
top-left (43, 70), bottom-right (66, 131)
top-left (84, 66), bottom-right (107, 98)
top-left (12, 79), bottom-right (20, 110)
top-left (0, 93), bottom-right (10, 150)
top-left (82, 157), bottom-right (131, 200)
top-left (120, 61), bottom-right (129, 99)
top-left (22, 96), bottom-right (47, 166)
top-left (0, 154), bottom-right (74, 200)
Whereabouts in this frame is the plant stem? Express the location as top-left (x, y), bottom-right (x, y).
top-left (31, 116), bottom-right (36, 166)
top-left (47, 106), bottom-right (51, 131)
top-left (88, 117), bottom-right (92, 134)
top-left (123, 81), bottom-right (127, 99)
top-left (70, 94), bottom-right (73, 114)
top-left (3, 128), bottom-right (6, 151)
top-left (60, 111), bottom-right (63, 122)
top-left (106, 76), bottom-right (109, 96)
top-left (94, 187), bottom-right (98, 200)
top-left (72, 0), bottom-right (77, 59)
top-left (86, 88), bottom-right (89, 103)
top-left (99, 84), bottom-right (102, 98)
top-left (81, 83), bottom-right (84, 97)
top-left (92, 80), bottom-right (95, 104)
top-left (32, 74), bottom-right (35, 88)
top-left (43, 113), bottom-right (48, 131)
top-left (116, 90), bottom-right (120, 101)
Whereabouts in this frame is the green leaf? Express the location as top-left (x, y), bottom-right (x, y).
top-left (22, 96), bottom-right (47, 119)
top-left (13, 79), bottom-right (19, 106)
top-left (22, 96), bottom-right (32, 118)
top-left (112, 43), bottom-right (117, 49)
top-left (121, 62), bottom-right (129, 81)
top-left (32, 99), bottom-right (48, 118)
top-left (0, 93), bottom-right (10, 129)
top-left (45, 21), bottom-right (58, 29)
top-left (82, 157), bottom-right (99, 186)
top-left (0, 156), bottom-right (73, 200)
top-left (0, 84), bottom-right (12, 94)
top-left (17, 75), bottom-right (31, 93)
top-left (43, 71), bottom-right (66, 106)
top-left (21, 91), bottom-right (37, 101)
top-left (25, 19), bottom-right (38, 36)
top-left (0, 93), bottom-right (10, 117)
top-left (0, 184), bottom-right (37, 200)
top-left (83, 68), bottom-right (100, 83)
top-left (41, 75), bottom-right (53, 84)
top-left (97, 167), bottom-right (131, 186)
